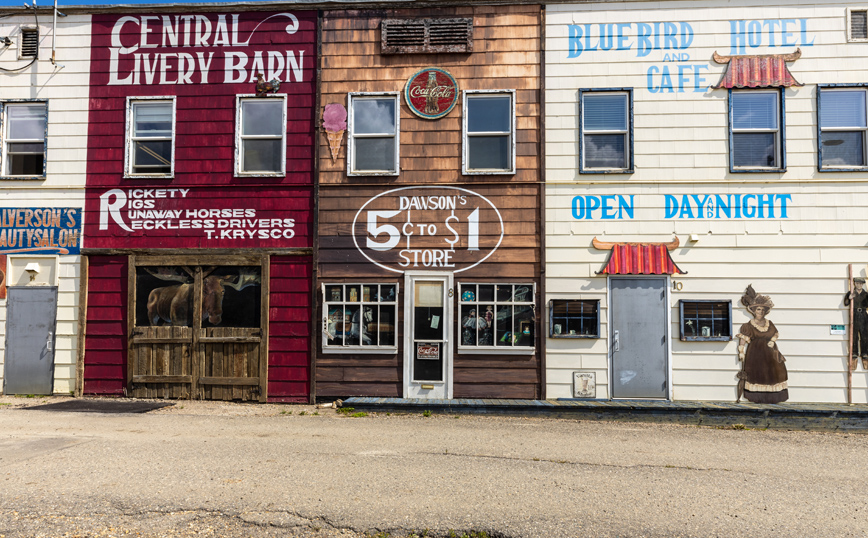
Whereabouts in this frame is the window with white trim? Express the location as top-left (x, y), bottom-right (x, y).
top-left (462, 90), bottom-right (515, 174)
top-left (126, 98), bottom-right (175, 177)
top-left (235, 94), bottom-right (287, 176)
top-left (818, 86), bottom-right (868, 170)
top-left (348, 93), bottom-right (400, 176)
top-left (730, 90), bottom-right (784, 171)
top-left (458, 283), bottom-right (535, 349)
top-left (2, 101), bottom-right (47, 178)
top-left (579, 89), bottom-right (632, 173)
top-left (323, 283), bottom-right (398, 352)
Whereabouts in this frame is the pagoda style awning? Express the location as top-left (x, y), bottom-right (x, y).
top-left (712, 49), bottom-right (803, 89)
top-left (593, 237), bottom-right (686, 275)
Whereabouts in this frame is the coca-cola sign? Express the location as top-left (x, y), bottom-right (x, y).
top-left (352, 186), bottom-right (504, 274)
top-left (404, 67), bottom-right (459, 120)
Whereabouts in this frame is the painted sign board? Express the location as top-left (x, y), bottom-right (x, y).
top-left (416, 343), bottom-right (440, 360)
top-left (0, 208), bottom-right (82, 255)
top-left (89, 186), bottom-right (310, 249)
top-left (352, 186), bottom-right (504, 274)
top-left (570, 194), bottom-right (793, 220)
top-left (404, 68), bottom-right (459, 120)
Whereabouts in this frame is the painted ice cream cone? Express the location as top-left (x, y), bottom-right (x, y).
top-left (322, 103), bottom-right (348, 163)
top-left (327, 130), bottom-right (344, 162)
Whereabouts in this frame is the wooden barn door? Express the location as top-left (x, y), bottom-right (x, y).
top-left (128, 255), bottom-right (268, 401)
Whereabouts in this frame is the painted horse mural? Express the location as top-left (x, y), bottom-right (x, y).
top-left (145, 267), bottom-right (260, 326)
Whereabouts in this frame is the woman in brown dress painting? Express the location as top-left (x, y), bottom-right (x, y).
top-left (736, 285), bottom-right (788, 403)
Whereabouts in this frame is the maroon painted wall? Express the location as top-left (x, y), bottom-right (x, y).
top-left (83, 256), bottom-right (128, 395)
top-left (267, 256), bottom-right (312, 402)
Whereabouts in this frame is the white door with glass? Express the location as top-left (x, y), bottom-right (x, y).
top-left (403, 273), bottom-right (453, 399)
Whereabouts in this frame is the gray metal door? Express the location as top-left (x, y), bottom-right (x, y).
top-left (4, 287), bottom-right (58, 395)
top-left (610, 278), bottom-right (668, 399)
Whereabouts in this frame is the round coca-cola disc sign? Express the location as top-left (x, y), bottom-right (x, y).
top-left (404, 67), bottom-right (459, 120)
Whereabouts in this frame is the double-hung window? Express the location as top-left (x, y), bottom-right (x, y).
top-left (729, 90), bottom-right (784, 172)
top-left (579, 89), bottom-right (633, 173)
top-left (126, 97), bottom-right (175, 177)
top-left (2, 101), bottom-right (47, 178)
top-left (348, 93), bottom-right (399, 176)
top-left (235, 94), bottom-right (287, 176)
top-left (462, 90), bottom-right (515, 174)
top-left (818, 85), bottom-right (868, 170)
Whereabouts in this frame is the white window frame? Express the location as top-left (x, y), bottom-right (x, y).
top-left (1, 100), bottom-right (47, 179)
top-left (579, 89), bottom-right (633, 173)
top-left (322, 282), bottom-right (399, 354)
top-left (847, 8), bottom-right (868, 42)
top-left (457, 282), bottom-right (535, 355)
top-left (818, 85), bottom-right (868, 171)
top-left (462, 89), bottom-right (516, 175)
top-left (729, 89), bottom-right (785, 173)
top-left (347, 92), bottom-right (400, 177)
top-left (234, 94), bottom-right (287, 177)
top-left (125, 96), bottom-right (176, 179)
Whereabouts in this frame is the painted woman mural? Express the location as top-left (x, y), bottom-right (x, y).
top-left (736, 285), bottom-right (789, 403)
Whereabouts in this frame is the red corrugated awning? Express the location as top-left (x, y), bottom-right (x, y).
top-left (597, 243), bottom-right (685, 275)
top-left (712, 49), bottom-right (803, 89)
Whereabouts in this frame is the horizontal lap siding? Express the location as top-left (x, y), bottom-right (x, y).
top-left (83, 256), bottom-right (127, 395)
top-left (545, 1), bottom-right (868, 403)
top-left (268, 256), bottom-right (312, 402)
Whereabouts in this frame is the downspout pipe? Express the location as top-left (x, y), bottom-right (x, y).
top-left (51, 0), bottom-right (66, 68)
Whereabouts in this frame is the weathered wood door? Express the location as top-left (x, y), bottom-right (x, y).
top-left (128, 256), bottom-right (268, 401)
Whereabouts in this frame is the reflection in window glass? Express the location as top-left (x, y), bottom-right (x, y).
top-left (731, 91), bottom-right (780, 169)
top-left (459, 283), bottom-right (534, 349)
top-left (350, 95), bottom-right (399, 174)
top-left (238, 97), bottom-right (285, 174)
top-left (4, 103), bottom-right (46, 176)
top-left (465, 92), bottom-right (513, 173)
top-left (581, 91), bottom-right (630, 171)
top-left (324, 283), bottom-right (398, 349)
top-left (820, 88), bottom-right (868, 168)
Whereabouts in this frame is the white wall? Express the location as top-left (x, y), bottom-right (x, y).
top-left (0, 13), bottom-right (89, 394)
top-left (545, 0), bottom-right (868, 403)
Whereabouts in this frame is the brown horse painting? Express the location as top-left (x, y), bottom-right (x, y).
top-left (145, 268), bottom-right (260, 326)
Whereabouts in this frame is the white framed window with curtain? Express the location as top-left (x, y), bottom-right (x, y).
top-left (235, 94), bottom-right (287, 176)
top-left (2, 101), bottom-right (47, 178)
top-left (579, 89), bottom-right (633, 173)
top-left (125, 97), bottom-right (175, 178)
top-left (818, 85), bottom-right (868, 170)
top-left (729, 89), bottom-right (785, 172)
top-left (347, 92), bottom-right (400, 176)
top-left (462, 90), bottom-right (515, 175)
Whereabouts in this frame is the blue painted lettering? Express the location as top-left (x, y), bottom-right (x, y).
top-left (571, 195), bottom-right (635, 220)
top-left (742, 194), bottom-right (757, 218)
top-left (618, 195), bottom-right (635, 219)
top-left (568, 21), bottom-right (694, 58)
top-left (730, 18), bottom-right (814, 55)
top-left (647, 64), bottom-right (708, 93)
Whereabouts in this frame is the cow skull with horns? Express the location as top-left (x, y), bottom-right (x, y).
top-left (145, 267), bottom-right (261, 326)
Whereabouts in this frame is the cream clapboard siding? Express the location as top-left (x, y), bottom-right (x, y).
top-left (545, 0), bottom-right (868, 403)
top-left (0, 14), bottom-right (89, 394)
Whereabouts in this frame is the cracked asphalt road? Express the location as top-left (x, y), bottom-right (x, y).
top-left (1, 397), bottom-right (866, 538)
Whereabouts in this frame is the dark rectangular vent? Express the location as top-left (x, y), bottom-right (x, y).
top-left (852, 10), bottom-right (868, 39)
top-left (20, 28), bottom-right (38, 59)
top-left (381, 18), bottom-right (472, 54)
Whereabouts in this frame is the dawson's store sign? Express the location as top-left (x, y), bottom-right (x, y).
top-left (92, 12), bottom-right (312, 86)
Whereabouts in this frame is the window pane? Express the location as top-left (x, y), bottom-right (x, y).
top-left (134, 140), bottom-right (172, 171)
top-left (7, 104), bottom-right (46, 140)
top-left (242, 101), bottom-right (283, 136)
top-left (467, 96), bottom-right (510, 133)
top-left (353, 99), bottom-right (396, 135)
top-left (242, 139), bottom-right (282, 172)
top-left (584, 133), bottom-right (627, 168)
top-left (7, 153), bottom-right (43, 175)
top-left (379, 306), bottom-right (395, 346)
top-left (823, 131), bottom-right (865, 166)
top-left (6, 142), bottom-right (44, 153)
top-left (821, 90), bottom-right (867, 128)
top-left (496, 305), bottom-right (513, 346)
top-left (732, 93), bottom-right (778, 129)
top-left (468, 136), bottom-right (509, 170)
top-left (583, 94), bottom-right (627, 131)
top-left (733, 132), bottom-right (776, 167)
top-left (133, 103), bottom-right (172, 138)
top-left (354, 137), bottom-right (395, 171)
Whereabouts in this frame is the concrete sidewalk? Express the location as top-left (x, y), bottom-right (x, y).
top-left (344, 397), bottom-right (868, 431)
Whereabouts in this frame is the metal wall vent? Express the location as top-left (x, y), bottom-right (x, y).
top-left (381, 18), bottom-right (472, 54)
top-left (852, 10), bottom-right (868, 39)
top-left (19, 28), bottom-right (38, 59)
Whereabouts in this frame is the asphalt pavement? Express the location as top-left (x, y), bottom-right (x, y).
top-left (1, 398), bottom-right (866, 538)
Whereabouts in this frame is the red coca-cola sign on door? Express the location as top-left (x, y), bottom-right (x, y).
top-left (403, 67), bottom-right (459, 120)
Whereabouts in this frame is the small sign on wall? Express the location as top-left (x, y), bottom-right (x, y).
top-left (831, 324), bottom-right (846, 335)
top-left (572, 371), bottom-right (596, 399)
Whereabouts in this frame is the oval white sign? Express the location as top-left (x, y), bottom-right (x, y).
top-left (352, 186), bottom-right (504, 274)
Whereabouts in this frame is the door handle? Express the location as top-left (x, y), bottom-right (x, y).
top-left (613, 330), bottom-right (620, 352)
top-left (46, 332), bottom-right (53, 351)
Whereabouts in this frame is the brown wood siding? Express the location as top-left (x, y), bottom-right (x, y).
top-left (319, 5), bottom-right (541, 185)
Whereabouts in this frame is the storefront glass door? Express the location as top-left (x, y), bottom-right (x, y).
top-left (404, 273), bottom-right (452, 399)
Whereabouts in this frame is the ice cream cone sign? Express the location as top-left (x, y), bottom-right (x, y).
top-left (323, 103), bottom-right (347, 162)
